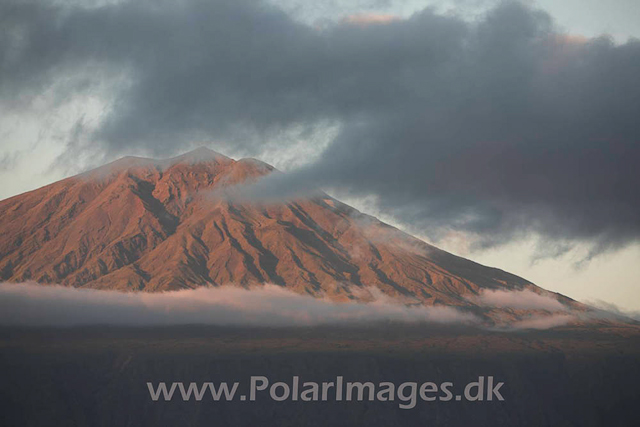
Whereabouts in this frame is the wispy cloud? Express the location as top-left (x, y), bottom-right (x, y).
top-left (473, 289), bottom-right (567, 311)
top-left (585, 300), bottom-right (640, 321)
top-left (509, 314), bottom-right (576, 330)
top-left (468, 289), bottom-right (580, 331)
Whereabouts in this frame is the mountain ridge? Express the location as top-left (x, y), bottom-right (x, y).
top-left (0, 148), bottom-right (584, 321)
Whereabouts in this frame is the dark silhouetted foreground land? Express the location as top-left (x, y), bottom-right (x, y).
top-left (1, 324), bottom-right (639, 426)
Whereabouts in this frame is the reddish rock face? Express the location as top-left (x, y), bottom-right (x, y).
top-left (0, 148), bottom-right (573, 310)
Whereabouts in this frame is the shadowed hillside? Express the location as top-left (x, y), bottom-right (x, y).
top-left (1, 325), bottom-right (638, 427)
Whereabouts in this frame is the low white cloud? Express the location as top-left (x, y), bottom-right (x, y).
top-left (0, 282), bottom-right (478, 327)
top-left (469, 288), bottom-right (582, 330)
top-left (508, 314), bottom-right (576, 330)
top-left (473, 289), bottom-right (567, 311)
top-left (584, 300), bottom-right (640, 321)
top-left (1, 283), bottom-right (621, 331)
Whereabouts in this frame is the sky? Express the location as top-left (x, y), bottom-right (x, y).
top-left (0, 0), bottom-right (639, 311)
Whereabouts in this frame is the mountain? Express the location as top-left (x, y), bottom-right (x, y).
top-left (0, 148), bottom-right (583, 316)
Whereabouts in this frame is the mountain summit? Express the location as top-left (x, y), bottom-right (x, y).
top-left (0, 148), bottom-right (580, 316)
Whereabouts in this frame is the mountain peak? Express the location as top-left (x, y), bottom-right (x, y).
top-left (0, 148), bottom-right (592, 326)
top-left (171, 147), bottom-right (231, 164)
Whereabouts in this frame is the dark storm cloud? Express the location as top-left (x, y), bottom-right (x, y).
top-left (1, 0), bottom-right (639, 255)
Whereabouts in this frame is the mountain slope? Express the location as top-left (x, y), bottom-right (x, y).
top-left (0, 148), bottom-right (577, 312)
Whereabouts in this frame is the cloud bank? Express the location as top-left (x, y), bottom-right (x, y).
top-left (471, 288), bottom-right (580, 330)
top-left (2, 0), bottom-right (640, 258)
top-left (0, 282), bottom-right (602, 331)
top-left (0, 283), bottom-right (477, 327)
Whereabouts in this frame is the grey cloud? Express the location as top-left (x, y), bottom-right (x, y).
top-left (2, 0), bottom-right (640, 257)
